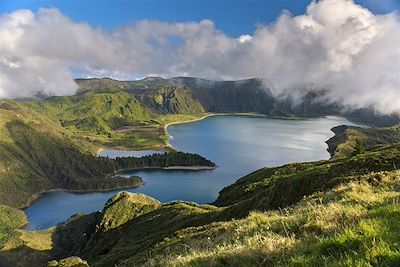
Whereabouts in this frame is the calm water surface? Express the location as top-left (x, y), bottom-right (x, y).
top-left (24, 115), bottom-right (363, 230)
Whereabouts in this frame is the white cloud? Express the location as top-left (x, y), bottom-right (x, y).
top-left (238, 34), bottom-right (253, 43)
top-left (0, 0), bottom-right (399, 113)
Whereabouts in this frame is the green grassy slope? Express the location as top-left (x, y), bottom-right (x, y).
top-left (0, 205), bottom-right (27, 248)
top-left (54, 194), bottom-right (223, 267)
top-left (135, 86), bottom-right (204, 115)
top-left (213, 144), bottom-right (400, 211)
top-left (326, 124), bottom-right (400, 159)
top-left (139, 170), bottom-right (400, 267)
top-left (0, 100), bottom-right (143, 208)
top-left (0, 99), bottom-right (215, 209)
top-left (27, 89), bottom-right (154, 133)
top-left (27, 88), bottom-right (202, 150)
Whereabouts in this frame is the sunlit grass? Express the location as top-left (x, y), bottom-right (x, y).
top-left (131, 171), bottom-right (400, 267)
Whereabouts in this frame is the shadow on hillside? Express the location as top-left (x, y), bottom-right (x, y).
top-left (0, 245), bottom-right (52, 267)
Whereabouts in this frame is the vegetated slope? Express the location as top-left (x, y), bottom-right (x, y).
top-left (0, 205), bottom-right (27, 248)
top-left (0, 99), bottom-right (215, 209)
top-left (76, 77), bottom-right (400, 127)
top-left (0, 100), bottom-right (142, 208)
top-left (326, 124), bottom-right (400, 159)
top-left (213, 144), bottom-right (400, 211)
top-left (134, 86), bottom-right (204, 114)
top-left (19, 143), bottom-right (398, 267)
top-left (0, 100), bottom-right (215, 208)
top-left (27, 89), bottom-right (154, 133)
top-left (27, 88), bottom-right (178, 150)
top-left (137, 170), bottom-right (400, 267)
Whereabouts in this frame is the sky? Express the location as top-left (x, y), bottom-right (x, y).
top-left (0, 0), bottom-right (399, 114)
top-left (1, 0), bottom-right (399, 36)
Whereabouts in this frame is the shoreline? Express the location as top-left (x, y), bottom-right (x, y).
top-left (21, 181), bottom-right (145, 210)
top-left (22, 162), bottom-right (216, 210)
top-left (163, 113), bottom-right (215, 149)
top-left (97, 112), bottom-right (295, 153)
top-left (21, 113), bottom-right (351, 230)
top-left (163, 112), bottom-right (266, 149)
top-left (23, 113), bottom-right (333, 209)
top-left (97, 147), bottom-right (166, 156)
top-left (116, 165), bottom-right (216, 173)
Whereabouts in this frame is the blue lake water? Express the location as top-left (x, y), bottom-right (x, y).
top-left (24, 115), bottom-right (363, 230)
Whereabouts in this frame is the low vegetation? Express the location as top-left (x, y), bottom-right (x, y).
top-left (326, 124), bottom-right (400, 159)
top-left (213, 144), bottom-right (400, 211)
top-left (0, 205), bottom-right (27, 248)
top-left (140, 170), bottom-right (400, 267)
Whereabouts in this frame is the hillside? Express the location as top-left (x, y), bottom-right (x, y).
top-left (76, 77), bottom-right (400, 127)
top-left (0, 100), bottom-right (143, 208)
top-left (26, 89), bottom-right (168, 150)
top-left (142, 170), bottom-right (400, 266)
top-left (0, 101), bottom-right (214, 209)
top-left (213, 143), bottom-right (400, 209)
top-left (27, 89), bottom-right (153, 131)
top-left (326, 124), bottom-right (400, 159)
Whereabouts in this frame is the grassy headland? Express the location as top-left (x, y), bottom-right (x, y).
top-left (326, 124), bottom-right (400, 159)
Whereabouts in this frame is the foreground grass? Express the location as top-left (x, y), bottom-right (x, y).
top-left (1, 171), bottom-right (399, 266)
top-left (136, 171), bottom-right (400, 267)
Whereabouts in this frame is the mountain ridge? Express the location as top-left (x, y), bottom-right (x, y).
top-left (75, 77), bottom-right (400, 127)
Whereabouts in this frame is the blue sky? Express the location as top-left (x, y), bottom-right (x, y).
top-left (1, 0), bottom-right (399, 36)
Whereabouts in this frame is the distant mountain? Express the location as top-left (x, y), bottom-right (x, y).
top-left (76, 77), bottom-right (400, 127)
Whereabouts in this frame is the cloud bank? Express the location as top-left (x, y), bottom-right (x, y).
top-left (0, 0), bottom-right (399, 113)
